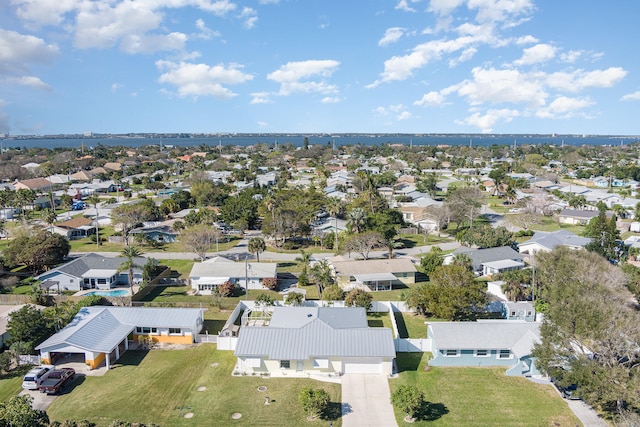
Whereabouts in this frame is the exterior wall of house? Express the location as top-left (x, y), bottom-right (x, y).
top-left (86, 351), bottom-right (105, 370)
top-left (504, 307), bottom-right (536, 322)
top-left (429, 348), bottom-right (518, 369)
top-left (38, 272), bottom-right (81, 291)
top-left (337, 272), bottom-right (415, 288)
top-left (132, 325), bottom-right (198, 344)
top-left (236, 356), bottom-right (390, 376)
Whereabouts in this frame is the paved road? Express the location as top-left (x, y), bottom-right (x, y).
top-left (341, 374), bottom-right (397, 427)
top-left (70, 237), bottom-right (461, 262)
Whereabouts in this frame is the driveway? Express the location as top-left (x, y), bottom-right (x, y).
top-left (566, 398), bottom-right (608, 426)
top-left (341, 374), bottom-right (397, 427)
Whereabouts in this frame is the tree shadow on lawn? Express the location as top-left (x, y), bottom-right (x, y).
top-left (395, 353), bottom-right (424, 373)
top-left (394, 312), bottom-right (409, 338)
top-left (113, 350), bottom-right (149, 367)
top-left (415, 401), bottom-right (449, 422)
top-left (322, 401), bottom-right (343, 421)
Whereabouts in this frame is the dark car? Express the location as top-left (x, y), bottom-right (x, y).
top-left (551, 375), bottom-right (580, 400)
top-left (38, 368), bottom-right (75, 395)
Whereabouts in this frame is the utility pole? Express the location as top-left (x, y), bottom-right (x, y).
top-left (245, 257), bottom-right (249, 301)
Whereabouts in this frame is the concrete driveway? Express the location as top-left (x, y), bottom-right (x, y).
top-left (341, 374), bottom-right (397, 427)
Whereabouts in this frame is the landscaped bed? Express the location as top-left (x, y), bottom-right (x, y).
top-left (389, 353), bottom-right (580, 426)
top-left (46, 345), bottom-right (342, 426)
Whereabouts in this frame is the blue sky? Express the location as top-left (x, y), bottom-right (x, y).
top-left (1, 0), bottom-right (639, 135)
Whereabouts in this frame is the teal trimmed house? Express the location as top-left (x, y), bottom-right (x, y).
top-left (427, 321), bottom-right (541, 376)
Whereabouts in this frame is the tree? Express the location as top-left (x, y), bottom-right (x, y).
top-left (391, 385), bottom-right (425, 421)
top-left (254, 293), bottom-right (274, 313)
top-left (118, 246), bottom-right (143, 305)
top-left (248, 237), bottom-right (266, 262)
top-left (217, 280), bottom-right (237, 297)
top-left (532, 247), bottom-right (639, 419)
top-left (420, 246), bottom-right (443, 279)
top-left (6, 305), bottom-right (52, 354)
top-left (344, 231), bottom-right (384, 260)
top-left (180, 224), bottom-right (222, 261)
top-left (111, 201), bottom-right (160, 245)
top-left (285, 291), bottom-right (304, 306)
top-left (2, 230), bottom-right (70, 273)
top-left (347, 207), bottom-right (366, 234)
top-left (299, 387), bottom-right (330, 419)
top-left (345, 288), bottom-right (372, 310)
top-left (584, 209), bottom-right (622, 261)
top-left (456, 224), bottom-right (515, 248)
top-left (310, 259), bottom-right (334, 297)
top-left (326, 197), bottom-right (344, 252)
top-left (405, 265), bottom-right (487, 320)
top-left (445, 187), bottom-right (486, 230)
top-left (0, 395), bottom-right (49, 427)
top-left (322, 284), bottom-right (345, 302)
top-left (41, 208), bottom-right (57, 232)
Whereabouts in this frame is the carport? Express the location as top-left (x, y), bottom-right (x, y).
top-left (353, 273), bottom-right (397, 291)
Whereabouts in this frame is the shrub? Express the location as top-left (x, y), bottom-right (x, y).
top-left (218, 281), bottom-right (237, 297)
top-left (391, 385), bottom-right (424, 420)
top-left (299, 387), bottom-right (330, 419)
top-left (282, 240), bottom-right (300, 250)
top-left (262, 277), bottom-right (278, 291)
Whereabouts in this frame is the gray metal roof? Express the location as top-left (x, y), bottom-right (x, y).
top-left (519, 230), bottom-right (591, 251)
top-left (36, 253), bottom-right (145, 281)
top-left (428, 321), bottom-right (540, 356)
top-left (36, 306), bottom-right (203, 353)
top-left (235, 307), bottom-right (394, 359)
top-left (451, 246), bottom-right (523, 270)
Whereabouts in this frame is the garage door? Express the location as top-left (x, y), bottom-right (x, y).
top-left (342, 358), bottom-right (382, 374)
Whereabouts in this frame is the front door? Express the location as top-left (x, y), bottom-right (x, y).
top-left (296, 360), bottom-right (304, 372)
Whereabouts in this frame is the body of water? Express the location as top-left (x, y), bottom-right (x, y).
top-left (1, 134), bottom-right (638, 150)
top-left (83, 289), bottom-right (129, 297)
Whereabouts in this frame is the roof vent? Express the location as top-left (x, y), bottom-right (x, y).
top-left (307, 313), bottom-right (313, 318)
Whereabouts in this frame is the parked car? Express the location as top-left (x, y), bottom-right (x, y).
top-left (22, 366), bottom-right (53, 390)
top-left (38, 368), bottom-right (75, 395)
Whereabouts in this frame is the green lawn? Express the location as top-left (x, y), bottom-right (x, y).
top-left (46, 346), bottom-right (342, 426)
top-left (157, 259), bottom-right (196, 279)
top-left (394, 312), bottom-right (430, 338)
top-left (0, 366), bottom-right (32, 402)
top-left (390, 353), bottom-right (580, 427)
top-left (397, 234), bottom-right (453, 249)
top-left (367, 312), bottom-right (395, 337)
top-left (524, 216), bottom-right (585, 235)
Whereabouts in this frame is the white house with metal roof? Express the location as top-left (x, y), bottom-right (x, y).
top-left (234, 306), bottom-right (395, 376)
top-left (518, 230), bottom-right (591, 254)
top-left (36, 306), bottom-right (204, 370)
top-left (35, 253), bottom-right (144, 291)
top-left (189, 256), bottom-right (278, 294)
top-left (427, 321), bottom-right (541, 376)
top-left (330, 258), bottom-right (417, 291)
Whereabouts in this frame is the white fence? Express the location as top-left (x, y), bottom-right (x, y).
top-left (18, 355), bottom-right (40, 365)
top-left (395, 338), bottom-right (432, 352)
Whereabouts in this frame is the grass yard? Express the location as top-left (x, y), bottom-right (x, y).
top-left (157, 259), bottom-right (195, 279)
top-left (523, 216), bottom-right (585, 235)
top-left (394, 312), bottom-right (430, 338)
top-left (390, 353), bottom-right (580, 427)
top-left (0, 366), bottom-right (32, 402)
top-left (46, 346), bottom-right (342, 426)
top-left (367, 312), bottom-right (395, 336)
top-left (398, 234), bottom-right (453, 249)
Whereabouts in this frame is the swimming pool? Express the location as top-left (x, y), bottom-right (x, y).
top-left (83, 289), bottom-right (129, 297)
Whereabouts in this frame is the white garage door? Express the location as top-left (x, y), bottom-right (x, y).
top-left (342, 358), bottom-right (382, 374)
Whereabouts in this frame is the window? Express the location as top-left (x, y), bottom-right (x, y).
top-left (313, 358), bottom-right (329, 368)
top-left (475, 349), bottom-right (489, 357)
top-left (511, 311), bottom-right (516, 316)
top-left (97, 279), bottom-right (107, 285)
top-left (169, 328), bottom-right (181, 335)
top-left (136, 327), bottom-right (158, 334)
top-left (498, 350), bottom-right (511, 359)
top-left (527, 311), bottom-right (532, 316)
top-left (444, 349), bottom-right (459, 357)
top-left (280, 360), bottom-right (290, 369)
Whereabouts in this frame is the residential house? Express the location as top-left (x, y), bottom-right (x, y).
top-left (503, 302), bottom-right (536, 322)
top-left (52, 216), bottom-right (95, 240)
top-left (130, 223), bottom-right (177, 243)
top-left (13, 177), bottom-right (52, 191)
top-left (35, 253), bottom-right (144, 291)
top-left (558, 209), bottom-right (599, 225)
top-left (444, 246), bottom-right (524, 277)
top-left (36, 306), bottom-right (204, 369)
top-left (189, 257), bottom-right (278, 294)
top-left (518, 230), bottom-right (591, 254)
top-left (331, 258), bottom-right (417, 291)
top-left (234, 306), bottom-right (395, 375)
top-left (427, 321), bottom-right (541, 376)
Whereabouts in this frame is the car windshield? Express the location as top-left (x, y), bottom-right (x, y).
top-left (24, 377), bottom-right (34, 382)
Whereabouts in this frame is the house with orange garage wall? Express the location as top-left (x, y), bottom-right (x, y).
top-left (36, 306), bottom-right (204, 370)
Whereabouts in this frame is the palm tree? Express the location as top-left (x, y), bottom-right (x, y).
top-left (87, 194), bottom-right (101, 247)
top-left (297, 250), bottom-right (311, 285)
top-left (347, 207), bottom-right (366, 234)
top-left (505, 186), bottom-right (517, 205)
top-left (248, 237), bottom-right (266, 262)
top-left (326, 197), bottom-right (343, 252)
top-left (383, 236), bottom-right (404, 259)
top-left (41, 208), bottom-right (57, 232)
top-left (118, 246), bottom-right (143, 305)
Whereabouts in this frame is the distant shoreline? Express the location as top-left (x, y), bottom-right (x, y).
top-left (1, 133), bottom-right (638, 149)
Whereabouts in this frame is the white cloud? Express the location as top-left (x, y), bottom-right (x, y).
top-left (414, 91), bottom-right (446, 106)
top-left (515, 35), bottom-right (538, 45)
top-left (428, 0), bottom-right (464, 15)
top-left (449, 47), bottom-right (477, 67)
top-left (0, 29), bottom-right (59, 75)
top-left (513, 43), bottom-right (556, 66)
top-left (622, 91), bottom-right (640, 101)
top-left (535, 96), bottom-right (594, 119)
top-left (397, 111), bottom-right (413, 120)
top-left (120, 32), bottom-right (188, 54)
top-left (111, 83), bottom-right (123, 93)
top-left (156, 60), bottom-right (253, 98)
top-left (559, 50), bottom-right (583, 63)
top-left (6, 76), bottom-right (52, 91)
top-left (239, 7), bottom-right (258, 29)
top-left (395, 0), bottom-right (418, 12)
top-left (257, 120), bottom-right (269, 128)
top-left (467, 0), bottom-right (535, 24)
top-left (458, 108), bottom-right (520, 133)
top-left (378, 27), bottom-right (405, 47)
top-left (375, 106), bottom-right (389, 115)
top-left (250, 92), bottom-right (271, 104)
top-left (321, 96), bottom-right (341, 103)
top-left (195, 19), bottom-right (221, 40)
top-left (546, 67), bottom-right (627, 92)
top-left (268, 60), bottom-right (340, 96)
top-left (456, 66), bottom-right (548, 107)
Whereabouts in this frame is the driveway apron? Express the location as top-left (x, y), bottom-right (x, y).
top-left (341, 374), bottom-right (397, 427)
